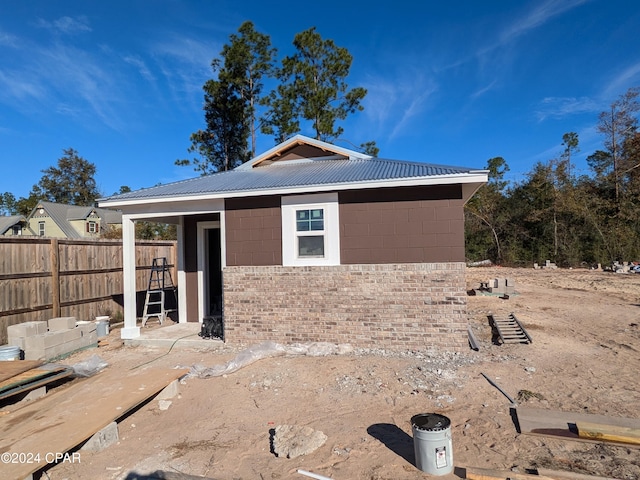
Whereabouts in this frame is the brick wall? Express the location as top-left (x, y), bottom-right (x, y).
top-left (223, 262), bottom-right (467, 351)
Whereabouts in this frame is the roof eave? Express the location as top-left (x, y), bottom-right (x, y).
top-left (98, 172), bottom-right (489, 209)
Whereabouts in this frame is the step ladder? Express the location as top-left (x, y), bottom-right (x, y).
top-left (489, 312), bottom-right (532, 345)
top-left (142, 257), bottom-right (176, 327)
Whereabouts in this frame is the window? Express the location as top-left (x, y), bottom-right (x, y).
top-left (38, 222), bottom-right (45, 237)
top-left (12, 225), bottom-right (22, 236)
top-left (296, 209), bottom-right (325, 257)
top-left (87, 221), bottom-right (97, 233)
top-left (282, 193), bottom-right (340, 266)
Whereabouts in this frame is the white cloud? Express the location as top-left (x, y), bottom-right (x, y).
top-left (535, 96), bottom-right (600, 121)
top-left (0, 30), bottom-right (19, 47)
top-left (123, 55), bottom-right (156, 83)
top-left (36, 16), bottom-right (92, 35)
top-left (603, 61), bottom-right (640, 98)
top-left (0, 70), bottom-right (46, 102)
top-left (362, 73), bottom-right (438, 141)
top-left (499, 0), bottom-right (590, 46)
top-left (470, 80), bottom-right (498, 100)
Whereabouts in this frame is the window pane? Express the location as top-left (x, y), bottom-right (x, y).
top-left (298, 235), bottom-right (324, 257)
top-left (296, 208), bottom-right (324, 232)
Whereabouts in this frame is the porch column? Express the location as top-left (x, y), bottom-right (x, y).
top-left (176, 220), bottom-right (187, 323)
top-left (120, 215), bottom-right (140, 339)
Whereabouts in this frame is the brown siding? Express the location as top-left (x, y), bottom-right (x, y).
top-left (223, 263), bottom-right (467, 352)
top-left (225, 196), bottom-right (282, 266)
top-left (339, 186), bottom-right (466, 264)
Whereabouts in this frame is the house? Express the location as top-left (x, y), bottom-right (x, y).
top-left (0, 215), bottom-right (28, 236)
top-left (26, 201), bottom-right (122, 238)
top-left (98, 135), bottom-right (488, 351)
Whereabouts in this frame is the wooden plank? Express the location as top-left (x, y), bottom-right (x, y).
top-left (537, 468), bottom-right (620, 480)
top-left (516, 406), bottom-right (640, 447)
top-left (577, 421), bottom-right (640, 445)
top-left (465, 466), bottom-right (555, 479)
top-left (0, 366), bottom-right (67, 392)
top-left (0, 361), bottom-right (43, 383)
top-left (0, 368), bottom-right (72, 401)
top-left (0, 365), bottom-right (188, 480)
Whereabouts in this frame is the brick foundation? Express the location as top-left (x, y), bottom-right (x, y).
top-left (223, 263), bottom-right (467, 351)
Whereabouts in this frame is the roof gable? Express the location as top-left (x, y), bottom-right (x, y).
top-left (27, 201), bottom-right (122, 238)
top-left (237, 134), bottom-right (371, 170)
top-left (0, 215), bottom-right (27, 235)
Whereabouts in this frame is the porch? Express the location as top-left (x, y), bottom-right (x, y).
top-left (122, 322), bottom-right (223, 350)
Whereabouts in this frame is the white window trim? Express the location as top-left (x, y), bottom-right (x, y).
top-left (282, 193), bottom-right (340, 266)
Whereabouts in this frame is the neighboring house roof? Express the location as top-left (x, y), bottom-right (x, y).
top-left (99, 135), bottom-right (487, 206)
top-left (28, 201), bottom-right (122, 238)
top-left (0, 215), bottom-right (27, 234)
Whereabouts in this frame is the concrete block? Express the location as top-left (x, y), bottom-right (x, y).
top-left (7, 321), bottom-right (48, 338)
top-left (48, 317), bottom-right (77, 331)
top-left (24, 331), bottom-right (67, 351)
top-left (490, 278), bottom-right (505, 293)
top-left (7, 335), bottom-right (25, 351)
top-left (81, 421), bottom-right (119, 452)
top-left (76, 321), bottom-right (97, 336)
top-left (62, 328), bottom-right (82, 343)
top-left (24, 386), bottom-right (47, 402)
top-left (157, 379), bottom-right (180, 400)
top-left (24, 348), bottom-right (45, 361)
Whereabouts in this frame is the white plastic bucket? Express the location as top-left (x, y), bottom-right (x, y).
top-left (411, 413), bottom-right (453, 475)
top-left (0, 345), bottom-right (21, 361)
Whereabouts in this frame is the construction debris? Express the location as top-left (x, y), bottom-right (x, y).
top-left (6, 317), bottom-right (99, 361)
top-left (515, 406), bottom-right (640, 447)
top-left (464, 466), bottom-right (619, 479)
top-left (474, 278), bottom-right (517, 296)
top-left (480, 372), bottom-right (517, 405)
top-left (0, 366), bottom-right (188, 479)
top-left (576, 421), bottom-right (640, 445)
top-left (272, 425), bottom-right (327, 458)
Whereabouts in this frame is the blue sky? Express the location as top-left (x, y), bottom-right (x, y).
top-left (1, 0), bottom-right (639, 201)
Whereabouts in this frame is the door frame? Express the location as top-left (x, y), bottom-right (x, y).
top-left (196, 219), bottom-right (226, 323)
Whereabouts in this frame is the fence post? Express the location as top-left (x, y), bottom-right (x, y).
top-left (50, 238), bottom-right (61, 317)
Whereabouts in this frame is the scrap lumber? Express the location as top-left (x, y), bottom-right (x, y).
top-left (0, 365), bottom-right (73, 401)
top-left (516, 406), bottom-right (640, 447)
top-left (536, 468), bottom-right (620, 480)
top-left (576, 421), bottom-right (640, 445)
top-left (0, 365), bottom-right (188, 480)
top-left (137, 472), bottom-right (220, 480)
top-left (0, 360), bottom-right (43, 383)
top-left (465, 466), bottom-right (554, 479)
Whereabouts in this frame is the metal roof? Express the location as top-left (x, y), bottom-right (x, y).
top-left (0, 215), bottom-right (26, 235)
top-left (29, 201), bottom-right (122, 238)
top-left (99, 156), bottom-right (481, 203)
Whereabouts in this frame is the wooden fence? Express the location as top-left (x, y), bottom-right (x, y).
top-left (0, 237), bottom-right (177, 344)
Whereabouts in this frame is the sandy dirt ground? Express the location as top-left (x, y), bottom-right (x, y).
top-left (34, 267), bottom-right (640, 479)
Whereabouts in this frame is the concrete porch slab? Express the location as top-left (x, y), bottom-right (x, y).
top-left (124, 322), bottom-right (223, 350)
